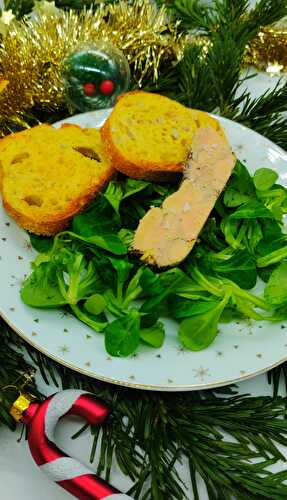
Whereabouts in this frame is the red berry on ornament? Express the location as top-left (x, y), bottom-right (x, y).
top-left (63, 42), bottom-right (130, 111)
top-left (83, 82), bottom-right (97, 96)
top-left (100, 79), bottom-right (115, 96)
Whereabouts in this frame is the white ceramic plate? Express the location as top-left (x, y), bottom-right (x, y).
top-left (1, 109), bottom-right (287, 391)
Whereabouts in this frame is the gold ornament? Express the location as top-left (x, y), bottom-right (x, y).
top-left (10, 393), bottom-right (36, 422)
top-left (0, 0), bottom-right (184, 136)
top-left (244, 23), bottom-right (287, 74)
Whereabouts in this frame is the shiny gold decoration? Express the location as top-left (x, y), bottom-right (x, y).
top-left (10, 393), bottom-right (35, 422)
top-left (0, 80), bottom-right (9, 93)
top-left (0, 0), bottom-right (183, 135)
top-left (244, 25), bottom-right (287, 74)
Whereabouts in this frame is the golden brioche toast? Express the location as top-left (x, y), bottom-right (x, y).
top-left (0, 124), bottom-right (114, 235)
top-left (101, 91), bottom-right (225, 181)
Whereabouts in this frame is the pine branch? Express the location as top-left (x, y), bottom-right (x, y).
top-left (151, 0), bottom-right (287, 148)
top-left (0, 320), bottom-right (39, 429)
top-left (4, 0), bottom-right (34, 17)
top-left (234, 81), bottom-right (287, 149)
top-left (3, 0), bottom-right (116, 17)
top-left (268, 362), bottom-right (287, 398)
top-left (18, 343), bottom-right (287, 499)
top-left (162, 0), bottom-right (287, 37)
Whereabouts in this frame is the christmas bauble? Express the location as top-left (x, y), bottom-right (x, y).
top-left (62, 42), bottom-right (131, 112)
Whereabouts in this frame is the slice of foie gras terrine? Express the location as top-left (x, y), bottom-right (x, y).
top-left (132, 126), bottom-right (236, 267)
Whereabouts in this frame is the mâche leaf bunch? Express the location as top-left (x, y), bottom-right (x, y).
top-left (21, 160), bottom-right (287, 357)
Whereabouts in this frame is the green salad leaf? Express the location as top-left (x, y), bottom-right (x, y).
top-left (105, 309), bottom-right (141, 357)
top-left (178, 292), bottom-right (231, 351)
top-left (229, 200), bottom-right (274, 219)
top-left (264, 262), bottom-right (287, 307)
top-left (21, 262), bottom-right (67, 308)
top-left (140, 322), bottom-right (165, 348)
top-left (21, 166), bottom-right (287, 357)
top-left (254, 167), bottom-right (278, 191)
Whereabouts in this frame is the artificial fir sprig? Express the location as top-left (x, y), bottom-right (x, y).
top-left (151, 0), bottom-right (287, 148)
top-left (3, 0), bottom-right (102, 18)
top-left (11, 337), bottom-right (287, 500)
top-left (0, 320), bottom-right (39, 429)
top-left (2, 321), bottom-right (287, 498)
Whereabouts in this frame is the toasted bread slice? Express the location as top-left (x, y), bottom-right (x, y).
top-left (133, 126), bottom-right (236, 267)
top-left (101, 91), bottom-right (225, 181)
top-left (1, 124), bottom-right (114, 235)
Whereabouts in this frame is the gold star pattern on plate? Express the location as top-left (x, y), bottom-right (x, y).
top-left (31, 332), bottom-right (38, 337)
top-left (193, 366), bottom-right (210, 381)
top-left (59, 310), bottom-right (71, 319)
top-left (177, 346), bottom-right (186, 355)
top-left (58, 345), bottom-right (69, 354)
top-left (23, 240), bottom-right (33, 251)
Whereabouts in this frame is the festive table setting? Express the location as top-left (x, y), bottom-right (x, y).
top-left (1, 0), bottom-right (287, 499)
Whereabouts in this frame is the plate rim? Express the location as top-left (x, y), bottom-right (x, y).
top-left (1, 110), bottom-right (287, 391)
top-left (3, 307), bottom-right (287, 391)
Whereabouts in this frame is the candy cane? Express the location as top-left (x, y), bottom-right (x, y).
top-left (16, 389), bottom-right (133, 500)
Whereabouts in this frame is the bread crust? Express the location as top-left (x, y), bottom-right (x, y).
top-left (3, 166), bottom-right (114, 235)
top-left (101, 91), bottom-right (225, 182)
top-left (101, 117), bottom-right (181, 182)
top-left (1, 124), bottom-right (115, 235)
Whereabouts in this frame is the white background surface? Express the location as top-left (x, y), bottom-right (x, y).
top-left (1, 0), bottom-right (287, 498)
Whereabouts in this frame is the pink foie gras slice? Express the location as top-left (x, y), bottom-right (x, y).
top-left (132, 126), bottom-right (236, 267)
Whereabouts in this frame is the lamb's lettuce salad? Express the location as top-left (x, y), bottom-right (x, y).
top-left (21, 161), bottom-right (287, 357)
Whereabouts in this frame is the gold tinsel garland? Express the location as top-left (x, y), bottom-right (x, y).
top-left (0, 0), bottom-right (184, 134)
top-left (245, 24), bottom-right (287, 73)
top-left (0, 0), bottom-right (286, 136)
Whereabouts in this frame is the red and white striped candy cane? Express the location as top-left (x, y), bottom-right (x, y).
top-left (19, 389), bottom-right (133, 500)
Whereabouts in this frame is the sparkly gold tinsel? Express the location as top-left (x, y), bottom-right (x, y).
top-left (244, 23), bottom-right (287, 74)
top-left (0, 0), bottom-right (184, 134)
